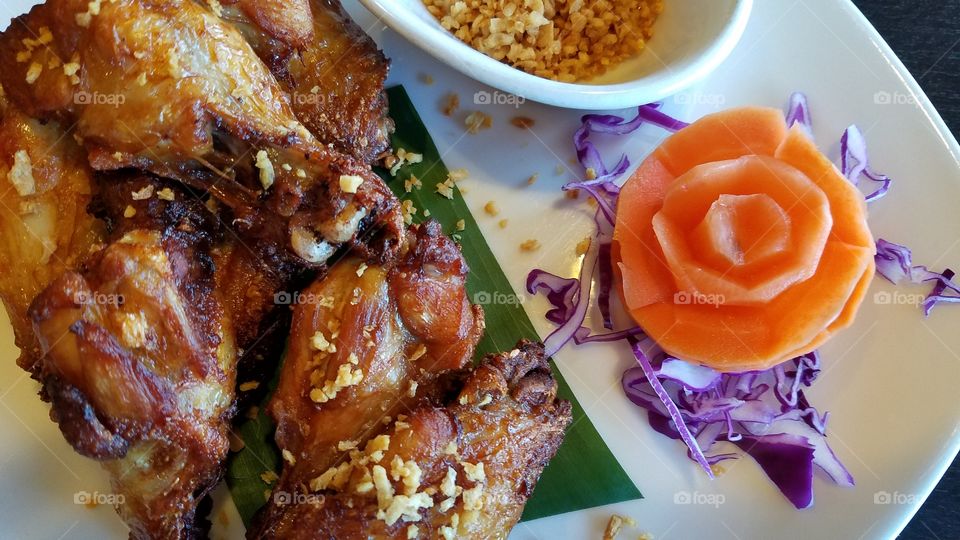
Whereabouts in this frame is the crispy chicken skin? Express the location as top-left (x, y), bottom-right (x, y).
top-left (263, 220), bottom-right (484, 493)
top-left (28, 178), bottom-right (236, 539)
top-left (230, 0), bottom-right (315, 50)
top-left (0, 0), bottom-right (296, 162)
top-left (0, 0), bottom-right (403, 267)
top-left (253, 341), bottom-right (572, 539)
top-left (284, 0), bottom-right (393, 163)
top-left (212, 227), bottom-right (307, 368)
top-left (223, 0), bottom-right (393, 164)
top-left (223, 0), bottom-right (394, 163)
top-left (0, 91), bottom-right (104, 369)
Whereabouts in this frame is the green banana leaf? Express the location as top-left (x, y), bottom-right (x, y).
top-left (225, 85), bottom-right (640, 528)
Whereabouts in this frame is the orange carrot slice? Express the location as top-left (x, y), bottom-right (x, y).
top-left (628, 242), bottom-right (872, 372)
top-left (613, 107), bottom-right (875, 372)
top-left (612, 155), bottom-right (677, 309)
top-left (655, 107), bottom-right (788, 176)
top-left (652, 155), bottom-right (833, 305)
top-left (775, 125), bottom-right (872, 249)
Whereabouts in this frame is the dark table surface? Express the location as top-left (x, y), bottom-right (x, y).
top-left (852, 2), bottom-right (960, 539)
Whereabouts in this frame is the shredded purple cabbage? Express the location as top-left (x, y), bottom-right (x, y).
top-left (527, 106), bottom-right (672, 354)
top-left (925, 269), bottom-right (960, 314)
top-left (527, 245), bottom-right (598, 357)
top-left (525, 94), bottom-right (872, 510)
top-left (525, 212), bottom-right (630, 356)
top-left (790, 93), bottom-right (890, 202)
top-left (628, 339), bottom-right (715, 479)
top-left (841, 125), bottom-right (892, 202)
top-left (622, 349), bottom-right (854, 509)
top-left (786, 92), bottom-right (813, 138)
top-left (733, 435), bottom-right (816, 509)
top-left (874, 238), bottom-right (960, 316)
top-left (573, 104), bottom-right (688, 185)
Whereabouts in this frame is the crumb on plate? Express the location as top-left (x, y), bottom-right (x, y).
top-left (511, 116), bottom-right (535, 129)
top-left (603, 514), bottom-right (638, 540)
top-left (448, 168), bottom-right (469, 182)
top-left (575, 237), bottom-right (591, 256)
top-left (520, 239), bottom-right (541, 252)
top-left (442, 93), bottom-right (460, 116)
top-left (465, 111), bottom-right (492, 133)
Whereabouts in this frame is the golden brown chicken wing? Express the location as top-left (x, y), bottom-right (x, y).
top-left (0, 0), bottom-right (294, 162)
top-left (252, 341), bottom-right (571, 539)
top-left (28, 177), bottom-right (236, 539)
top-left (0, 90), bottom-right (104, 369)
top-left (212, 229), bottom-right (307, 371)
top-left (228, 0), bottom-right (316, 50)
top-left (0, 0), bottom-right (403, 268)
top-left (222, 0), bottom-right (394, 163)
top-left (262, 220), bottom-right (483, 493)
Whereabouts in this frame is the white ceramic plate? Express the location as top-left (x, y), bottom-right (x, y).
top-left (359, 0), bottom-right (753, 110)
top-left (1, 1), bottom-right (959, 539)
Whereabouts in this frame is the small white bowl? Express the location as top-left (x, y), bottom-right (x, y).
top-left (359, 0), bottom-right (753, 110)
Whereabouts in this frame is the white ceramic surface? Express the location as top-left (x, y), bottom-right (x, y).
top-left (1, 1), bottom-right (959, 539)
top-left (359, 0), bottom-right (753, 110)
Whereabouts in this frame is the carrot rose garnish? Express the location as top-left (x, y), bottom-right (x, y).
top-left (613, 107), bottom-right (875, 372)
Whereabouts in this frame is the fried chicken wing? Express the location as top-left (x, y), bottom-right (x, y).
top-left (211, 215), bottom-right (316, 389)
top-left (0, 0), bottom-right (402, 267)
top-left (0, 93), bottom-right (104, 368)
top-left (0, 0), bottom-right (291, 161)
top-left (229, 0), bottom-right (315, 50)
top-left (263, 220), bottom-right (483, 491)
top-left (28, 177), bottom-right (236, 539)
top-left (253, 341), bottom-right (571, 539)
top-left (223, 0), bottom-right (394, 163)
